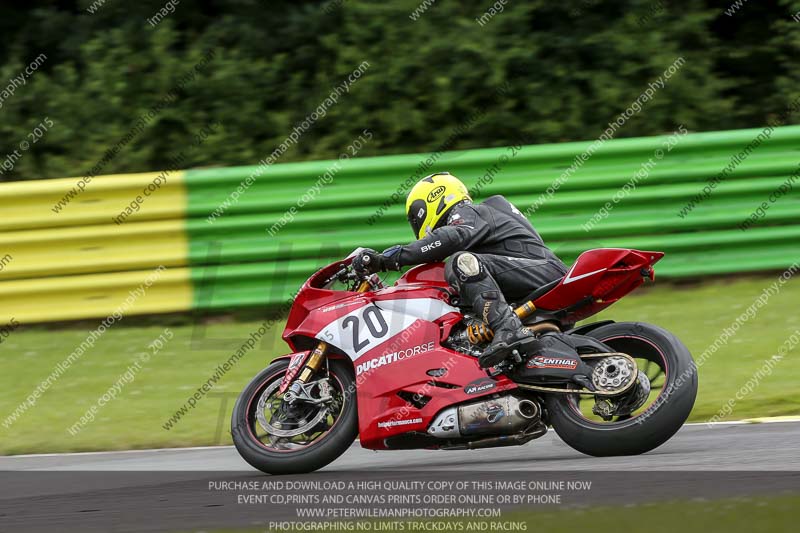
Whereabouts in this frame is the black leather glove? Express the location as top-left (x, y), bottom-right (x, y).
top-left (352, 248), bottom-right (384, 274)
top-left (381, 245), bottom-right (403, 271)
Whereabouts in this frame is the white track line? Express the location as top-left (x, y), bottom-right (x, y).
top-left (5, 417), bottom-right (800, 459)
top-left (4, 444), bottom-right (234, 459)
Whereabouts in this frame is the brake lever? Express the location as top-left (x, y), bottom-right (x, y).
top-left (324, 265), bottom-right (349, 286)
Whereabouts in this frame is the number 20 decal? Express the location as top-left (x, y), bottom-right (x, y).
top-left (342, 306), bottom-right (389, 353)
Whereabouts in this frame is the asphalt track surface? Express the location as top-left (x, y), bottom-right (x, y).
top-left (1, 421), bottom-right (799, 532)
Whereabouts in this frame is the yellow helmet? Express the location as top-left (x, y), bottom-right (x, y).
top-left (405, 172), bottom-right (472, 239)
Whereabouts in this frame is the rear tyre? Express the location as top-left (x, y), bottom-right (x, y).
top-left (231, 358), bottom-right (358, 474)
top-left (546, 322), bottom-right (697, 456)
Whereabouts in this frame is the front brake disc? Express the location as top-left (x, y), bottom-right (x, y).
top-left (255, 380), bottom-right (328, 438)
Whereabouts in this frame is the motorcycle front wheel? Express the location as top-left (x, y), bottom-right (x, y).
top-left (231, 358), bottom-right (358, 474)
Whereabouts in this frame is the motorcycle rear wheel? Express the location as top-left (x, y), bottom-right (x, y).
top-left (546, 322), bottom-right (697, 456)
top-left (231, 358), bottom-right (358, 474)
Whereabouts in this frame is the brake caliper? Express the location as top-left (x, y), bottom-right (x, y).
top-left (590, 355), bottom-right (651, 420)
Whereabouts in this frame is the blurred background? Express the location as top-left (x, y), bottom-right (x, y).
top-left (0, 0), bottom-right (799, 458)
top-left (0, 0), bottom-right (799, 179)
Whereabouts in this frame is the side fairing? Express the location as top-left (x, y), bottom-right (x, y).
top-left (288, 286), bottom-right (520, 449)
top-left (313, 295), bottom-right (521, 449)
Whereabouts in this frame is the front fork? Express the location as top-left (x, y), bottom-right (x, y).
top-left (297, 342), bottom-right (328, 383)
top-left (286, 279), bottom-right (373, 397)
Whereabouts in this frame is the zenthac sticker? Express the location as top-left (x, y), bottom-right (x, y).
top-left (463, 377), bottom-right (497, 395)
top-left (526, 356), bottom-right (578, 370)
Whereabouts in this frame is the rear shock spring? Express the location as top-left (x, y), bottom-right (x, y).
top-left (466, 323), bottom-right (494, 344)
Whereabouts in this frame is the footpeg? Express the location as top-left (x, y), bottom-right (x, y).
top-left (479, 336), bottom-right (540, 368)
top-left (515, 336), bottom-right (542, 356)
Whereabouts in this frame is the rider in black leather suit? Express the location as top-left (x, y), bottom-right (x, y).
top-left (355, 172), bottom-right (567, 368)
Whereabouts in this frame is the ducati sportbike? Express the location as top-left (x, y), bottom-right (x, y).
top-left (232, 248), bottom-right (698, 474)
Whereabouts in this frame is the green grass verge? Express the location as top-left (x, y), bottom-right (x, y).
top-left (1, 274), bottom-right (799, 455)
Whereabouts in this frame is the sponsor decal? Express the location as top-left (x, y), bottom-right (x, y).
top-left (279, 352), bottom-right (309, 393)
top-left (527, 356), bottom-right (578, 370)
top-left (485, 403), bottom-right (505, 424)
top-left (420, 240), bottom-right (442, 253)
top-left (464, 403), bottom-right (505, 433)
top-left (464, 377), bottom-right (496, 395)
top-left (378, 417), bottom-right (422, 429)
top-left (287, 353), bottom-right (305, 371)
top-left (321, 299), bottom-right (365, 313)
top-left (356, 341), bottom-right (435, 375)
top-left (427, 185), bottom-right (446, 203)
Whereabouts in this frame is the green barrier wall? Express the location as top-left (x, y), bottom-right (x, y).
top-left (186, 125), bottom-right (800, 311)
top-left (1, 125), bottom-right (798, 323)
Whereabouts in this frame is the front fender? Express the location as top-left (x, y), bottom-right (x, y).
top-left (276, 351), bottom-right (311, 394)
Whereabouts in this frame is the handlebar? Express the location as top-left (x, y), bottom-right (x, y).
top-left (322, 261), bottom-right (371, 287)
top-left (318, 248), bottom-right (388, 292)
top-left (322, 262), bottom-right (382, 294)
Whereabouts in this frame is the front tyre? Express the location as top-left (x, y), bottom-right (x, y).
top-left (546, 322), bottom-right (697, 456)
top-left (231, 358), bottom-right (358, 474)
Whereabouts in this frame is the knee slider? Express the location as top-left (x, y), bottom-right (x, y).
top-left (452, 252), bottom-right (485, 283)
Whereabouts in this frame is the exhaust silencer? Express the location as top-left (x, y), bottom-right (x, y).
top-left (428, 396), bottom-right (541, 439)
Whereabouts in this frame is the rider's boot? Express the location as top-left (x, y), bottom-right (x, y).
top-left (446, 252), bottom-right (536, 368)
top-left (474, 289), bottom-right (535, 368)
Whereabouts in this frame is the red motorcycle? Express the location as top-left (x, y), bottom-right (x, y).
top-left (232, 247), bottom-right (698, 474)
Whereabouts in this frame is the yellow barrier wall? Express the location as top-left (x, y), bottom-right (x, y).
top-left (0, 172), bottom-right (191, 324)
